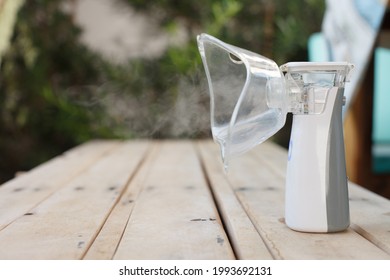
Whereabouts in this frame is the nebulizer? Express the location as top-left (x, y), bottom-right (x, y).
top-left (197, 33), bottom-right (353, 233)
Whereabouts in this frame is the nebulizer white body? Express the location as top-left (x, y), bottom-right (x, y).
top-left (197, 33), bottom-right (353, 233)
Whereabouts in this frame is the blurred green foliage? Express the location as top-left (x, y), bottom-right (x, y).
top-left (0, 0), bottom-right (112, 182)
top-left (0, 0), bottom-right (325, 183)
top-left (126, 0), bottom-right (325, 63)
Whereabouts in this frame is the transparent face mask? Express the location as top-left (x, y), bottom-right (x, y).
top-left (197, 33), bottom-right (287, 169)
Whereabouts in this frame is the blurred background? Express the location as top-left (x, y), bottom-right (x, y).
top-left (1, 0), bottom-right (389, 198)
top-left (0, 0), bottom-right (325, 182)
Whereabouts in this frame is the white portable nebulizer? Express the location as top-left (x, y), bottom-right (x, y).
top-left (197, 33), bottom-right (353, 233)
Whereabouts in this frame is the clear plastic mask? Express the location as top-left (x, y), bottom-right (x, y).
top-left (197, 33), bottom-right (287, 169)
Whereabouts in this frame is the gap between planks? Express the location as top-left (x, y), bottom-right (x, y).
top-left (250, 143), bottom-right (390, 257)
top-left (196, 140), bottom-right (274, 260)
top-left (83, 141), bottom-right (160, 259)
top-left (199, 140), bottom-right (390, 259)
top-left (111, 140), bottom-right (235, 260)
top-left (348, 182), bottom-right (390, 255)
top-left (249, 142), bottom-right (390, 259)
top-left (0, 140), bottom-right (120, 232)
top-left (1, 139), bottom-right (388, 260)
top-left (0, 141), bottom-right (151, 259)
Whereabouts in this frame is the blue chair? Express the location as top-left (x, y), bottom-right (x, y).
top-left (308, 32), bottom-right (330, 62)
top-left (372, 47), bottom-right (390, 173)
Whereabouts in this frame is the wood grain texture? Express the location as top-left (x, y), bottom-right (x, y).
top-left (209, 141), bottom-right (389, 259)
top-left (0, 140), bottom-right (389, 260)
top-left (0, 141), bottom-right (118, 231)
top-left (349, 182), bottom-right (390, 255)
top-left (197, 140), bottom-right (273, 260)
top-left (113, 141), bottom-right (235, 260)
top-left (0, 141), bottom-right (149, 259)
top-left (83, 142), bottom-right (160, 259)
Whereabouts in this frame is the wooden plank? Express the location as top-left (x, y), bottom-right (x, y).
top-left (197, 140), bottom-right (273, 260)
top-left (349, 182), bottom-right (390, 255)
top-left (113, 141), bottom-right (235, 260)
top-left (214, 141), bottom-right (390, 259)
top-left (0, 141), bottom-right (150, 259)
top-left (251, 141), bottom-right (390, 256)
top-left (0, 140), bottom-right (118, 231)
top-left (83, 142), bottom-right (160, 259)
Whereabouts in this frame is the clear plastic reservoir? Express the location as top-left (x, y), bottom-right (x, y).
top-left (280, 62), bottom-right (354, 114)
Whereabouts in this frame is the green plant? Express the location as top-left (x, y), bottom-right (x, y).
top-left (0, 0), bottom-right (113, 182)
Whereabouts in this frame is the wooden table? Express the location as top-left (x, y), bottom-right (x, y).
top-left (0, 140), bottom-right (389, 260)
